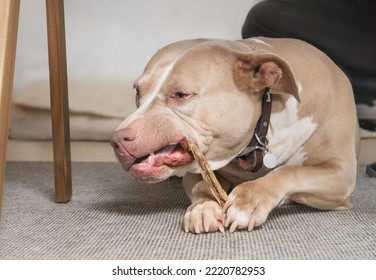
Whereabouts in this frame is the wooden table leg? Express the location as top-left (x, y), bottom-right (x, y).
top-left (46, 0), bottom-right (72, 203)
top-left (0, 0), bottom-right (20, 218)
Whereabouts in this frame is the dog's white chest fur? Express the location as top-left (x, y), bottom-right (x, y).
top-left (268, 97), bottom-right (317, 166)
top-left (217, 96), bottom-right (317, 185)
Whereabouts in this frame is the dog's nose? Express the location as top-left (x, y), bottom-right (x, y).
top-left (110, 127), bottom-right (137, 149)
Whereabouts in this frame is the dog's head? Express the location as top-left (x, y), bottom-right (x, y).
top-left (111, 39), bottom-right (299, 183)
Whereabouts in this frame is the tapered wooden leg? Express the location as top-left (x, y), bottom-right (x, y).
top-left (46, 0), bottom-right (72, 203)
top-left (0, 0), bottom-right (20, 218)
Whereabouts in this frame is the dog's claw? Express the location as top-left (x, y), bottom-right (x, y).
top-left (204, 220), bottom-right (210, 233)
top-left (194, 224), bottom-right (201, 234)
top-left (183, 214), bottom-right (190, 233)
top-left (248, 217), bottom-right (256, 232)
top-left (218, 222), bottom-right (225, 233)
top-left (184, 201), bottom-right (225, 234)
top-left (229, 221), bottom-right (238, 233)
top-left (224, 215), bottom-right (232, 228)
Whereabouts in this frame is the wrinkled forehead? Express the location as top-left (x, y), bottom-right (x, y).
top-left (135, 40), bottom-right (243, 93)
top-left (136, 58), bottom-right (176, 94)
top-left (136, 40), bottom-right (207, 88)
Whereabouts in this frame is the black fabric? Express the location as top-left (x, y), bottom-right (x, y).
top-left (366, 162), bottom-right (376, 177)
top-left (242, 0), bottom-right (376, 104)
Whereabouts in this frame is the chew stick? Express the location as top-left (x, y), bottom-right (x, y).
top-left (187, 140), bottom-right (228, 207)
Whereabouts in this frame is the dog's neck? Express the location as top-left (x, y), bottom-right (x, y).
top-left (237, 88), bottom-right (277, 172)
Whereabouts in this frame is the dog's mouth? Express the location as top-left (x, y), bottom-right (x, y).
top-left (127, 139), bottom-right (194, 182)
top-left (133, 142), bottom-right (193, 168)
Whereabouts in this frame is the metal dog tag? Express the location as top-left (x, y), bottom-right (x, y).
top-left (263, 153), bottom-right (277, 169)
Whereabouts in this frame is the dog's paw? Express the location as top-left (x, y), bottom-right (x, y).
top-left (183, 201), bottom-right (226, 234)
top-left (223, 181), bottom-right (281, 233)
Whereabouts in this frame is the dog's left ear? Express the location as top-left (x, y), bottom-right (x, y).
top-left (233, 51), bottom-right (300, 102)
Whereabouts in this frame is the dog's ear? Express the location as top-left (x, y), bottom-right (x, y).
top-left (233, 51), bottom-right (300, 102)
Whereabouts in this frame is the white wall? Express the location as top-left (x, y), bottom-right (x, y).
top-left (14, 0), bottom-right (258, 92)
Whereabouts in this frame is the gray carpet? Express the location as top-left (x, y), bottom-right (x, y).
top-left (1, 162), bottom-right (375, 260)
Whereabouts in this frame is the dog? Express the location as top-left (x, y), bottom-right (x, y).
top-left (111, 37), bottom-right (359, 234)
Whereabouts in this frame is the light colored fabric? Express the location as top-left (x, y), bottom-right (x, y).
top-left (10, 79), bottom-right (136, 140)
top-left (360, 128), bottom-right (376, 139)
top-left (1, 162), bottom-right (375, 260)
top-left (13, 79), bottom-right (136, 118)
top-left (10, 106), bottom-right (122, 141)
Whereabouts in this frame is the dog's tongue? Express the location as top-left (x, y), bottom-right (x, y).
top-left (138, 144), bottom-right (192, 168)
top-left (129, 140), bottom-right (194, 181)
top-left (148, 145), bottom-right (176, 166)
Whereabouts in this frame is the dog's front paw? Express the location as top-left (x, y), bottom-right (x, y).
top-left (183, 201), bottom-right (226, 234)
top-left (223, 181), bottom-right (281, 233)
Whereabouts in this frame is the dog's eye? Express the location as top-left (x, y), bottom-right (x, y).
top-left (172, 92), bottom-right (191, 100)
top-left (176, 92), bottom-right (188, 99)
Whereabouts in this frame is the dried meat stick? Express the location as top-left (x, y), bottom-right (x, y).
top-left (187, 140), bottom-right (228, 207)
